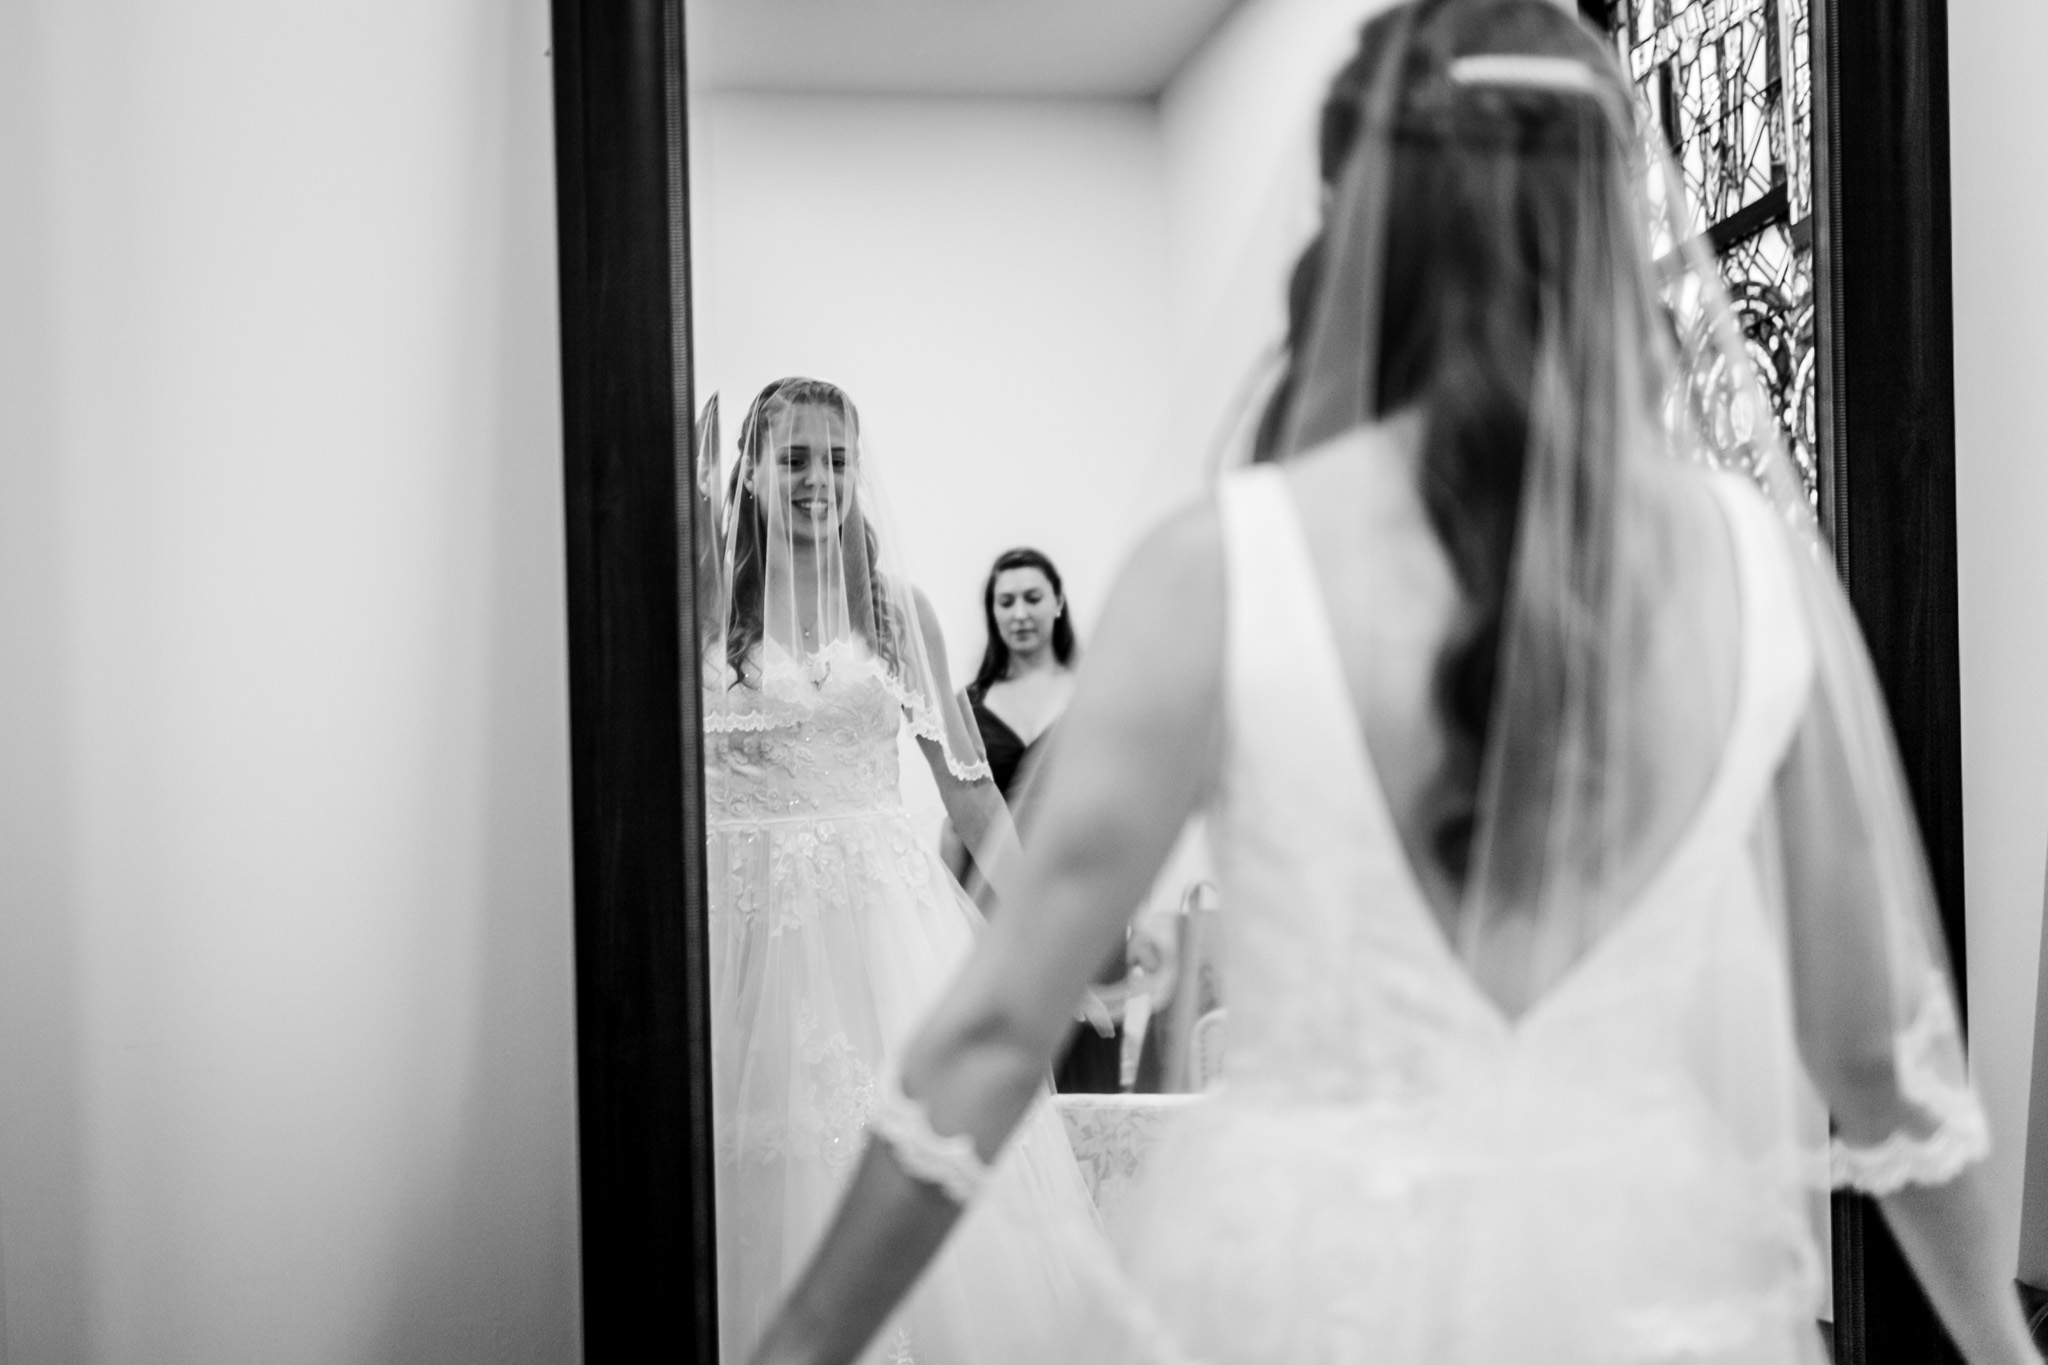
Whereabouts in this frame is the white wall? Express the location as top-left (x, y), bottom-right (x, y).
top-left (686, 9), bottom-right (1394, 662)
top-left (690, 93), bottom-right (1172, 671)
top-left (1154, 0), bottom-right (1389, 508)
top-left (0, 3), bottom-right (581, 1360)
top-left (1950, 0), bottom-right (2048, 1283)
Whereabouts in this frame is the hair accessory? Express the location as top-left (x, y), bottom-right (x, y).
top-left (1447, 53), bottom-right (1606, 95)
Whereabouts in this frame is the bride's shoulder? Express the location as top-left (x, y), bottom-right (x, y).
top-left (1065, 498), bottom-right (1226, 748)
top-left (1638, 460), bottom-right (1751, 569)
top-left (868, 569), bottom-right (938, 614)
top-left (1125, 495), bottom-right (1227, 595)
top-left (895, 577), bottom-right (945, 649)
top-left (1277, 420), bottom-right (1435, 541)
top-left (1081, 499), bottom-right (1228, 682)
top-left (863, 572), bottom-right (952, 666)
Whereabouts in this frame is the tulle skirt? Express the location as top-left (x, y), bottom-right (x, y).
top-left (1060, 1083), bottom-right (1832, 1365)
top-left (709, 805), bottom-right (1104, 1365)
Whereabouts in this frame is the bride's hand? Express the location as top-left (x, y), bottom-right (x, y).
top-left (1080, 989), bottom-right (1118, 1038)
top-left (1128, 911), bottom-right (1179, 982)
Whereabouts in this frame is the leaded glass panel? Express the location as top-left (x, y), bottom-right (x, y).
top-left (1604, 0), bottom-right (1819, 508)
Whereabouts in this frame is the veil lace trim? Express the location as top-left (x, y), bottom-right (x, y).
top-left (1829, 985), bottom-right (1990, 1194)
top-left (702, 640), bottom-right (995, 783)
top-left (868, 1070), bottom-right (991, 1203)
top-left (1831, 1117), bottom-right (1990, 1196)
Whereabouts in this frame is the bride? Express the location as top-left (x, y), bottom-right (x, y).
top-left (740, 3), bottom-right (2035, 1364)
top-left (699, 377), bottom-right (1100, 1365)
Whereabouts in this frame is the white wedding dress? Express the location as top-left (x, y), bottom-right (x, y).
top-left (705, 639), bottom-right (1102, 1365)
top-left (1057, 465), bottom-right (1988, 1365)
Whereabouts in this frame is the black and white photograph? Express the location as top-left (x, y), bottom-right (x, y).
top-left (6, 1), bottom-right (2048, 1362)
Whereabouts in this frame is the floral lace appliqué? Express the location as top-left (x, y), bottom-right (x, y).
top-left (879, 1326), bottom-right (917, 1365)
top-left (704, 639), bottom-right (990, 803)
top-left (791, 1002), bottom-right (877, 1173)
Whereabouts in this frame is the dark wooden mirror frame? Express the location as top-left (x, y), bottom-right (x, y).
top-left (547, 0), bottom-right (1967, 1360)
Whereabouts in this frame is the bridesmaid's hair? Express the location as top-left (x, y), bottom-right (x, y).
top-left (969, 547), bottom-right (1076, 698)
top-left (1252, 0), bottom-right (1633, 880)
top-left (724, 377), bottom-right (899, 686)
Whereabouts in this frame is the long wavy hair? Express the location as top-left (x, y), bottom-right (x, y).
top-left (1253, 0), bottom-right (1639, 878)
top-left (722, 377), bottom-right (902, 686)
top-left (968, 547), bottom-right (1077, 698)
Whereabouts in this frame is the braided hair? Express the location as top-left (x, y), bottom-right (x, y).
top-left (1253, 0), bottom-right (1637, 879)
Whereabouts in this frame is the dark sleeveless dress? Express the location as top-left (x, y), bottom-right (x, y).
top-left (966, 684), bottom-right (1161, 1094)
top-left (968, 688), bottom-right (1034, 800)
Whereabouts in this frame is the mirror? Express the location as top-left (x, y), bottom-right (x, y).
top-left (546, 0), bottom-right (1980, 1354)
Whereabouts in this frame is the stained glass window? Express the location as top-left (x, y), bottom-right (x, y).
top-left (1600, 0), bottom-right (1819, 507)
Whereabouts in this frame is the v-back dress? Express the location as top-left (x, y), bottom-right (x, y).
top-left (706, 641), bottom-right (1102, 1365)
top-left (1059, 466), bottom-right (1988, 1365)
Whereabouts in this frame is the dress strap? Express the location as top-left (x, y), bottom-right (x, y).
top-left (1704, 473), bottom-right (1817, 808)
top-left (1217, 465), bottom-right (1324, 738)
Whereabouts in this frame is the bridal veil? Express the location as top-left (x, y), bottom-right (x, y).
top-left (1262, 0), bottom-right (1981, 1199)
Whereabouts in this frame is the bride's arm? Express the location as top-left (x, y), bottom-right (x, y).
top-left (936, 818), bottom-right (973, 885)
top-left (749, 505), bottom-right (1227, 1365)
top-left (915, 742), bottom-right (1024, 908)
top-left (1775, 678), bottom-right (2036, 1363)
top-left (1877, 1170), bottom-right (2038, 1365)
top-left (903, 588), bottom-right (1030, 906)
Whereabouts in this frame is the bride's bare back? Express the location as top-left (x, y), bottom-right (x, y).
top-left (1282, 417), bottom-right (1742, 941)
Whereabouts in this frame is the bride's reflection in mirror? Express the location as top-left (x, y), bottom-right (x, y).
top-left (684, 20), bottom-right (1258, 1355)
top-left (699, 378), bottom-right (1102, 1364)
top-left (683, 3), bottom-right (1361, 1359)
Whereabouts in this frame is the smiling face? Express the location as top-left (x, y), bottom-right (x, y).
top-left (754, 400), bottom-right (856, 546)
top-left (991, 565), bottom-right (1062, 665)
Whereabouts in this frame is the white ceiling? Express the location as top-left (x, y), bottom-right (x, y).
top-left (685, 0), bottom-right (1247, 99)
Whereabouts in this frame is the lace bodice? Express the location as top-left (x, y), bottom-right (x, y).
top-left (704, 641), bottom-right (907, 825)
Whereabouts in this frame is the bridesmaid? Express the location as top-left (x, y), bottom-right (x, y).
top-left (964, 547), bottom-right (1076, 796)
top-left (943, 548), bottom-right (1160, 1092)
top-left (940, 549), bottom-right (1076, 893)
